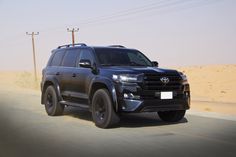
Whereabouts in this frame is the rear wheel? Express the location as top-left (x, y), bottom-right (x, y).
top-left (158, 110), bottom-right (186, 122)
top-left (92, 89), bottom-right (120, 128)
top-left (44, 86), bottom-right (64, 116)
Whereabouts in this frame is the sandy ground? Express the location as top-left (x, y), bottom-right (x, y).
top-left (0, 65), bottom-right (236, 157)
top-left (177, 64), bottom-right (236, 103)
top-left (177, 64), bottom-right (236, 115)
top-left (0, 64), bottom-right (236, 115)
top-left (0, 88), bottom-right (236, 157)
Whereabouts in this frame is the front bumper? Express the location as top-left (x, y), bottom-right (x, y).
top-left (119, 96), bottom-right (190, 112)
top-left (115, 82), bottom-right (190, 112)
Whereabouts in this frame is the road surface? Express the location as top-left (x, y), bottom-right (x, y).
top-left (0, 88), bottom-right (235, 157)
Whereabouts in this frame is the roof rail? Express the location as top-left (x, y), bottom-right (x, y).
top-left (108, 45), bottom-right (126, 48)
top-left (57, 43), bottom-right (87, 49)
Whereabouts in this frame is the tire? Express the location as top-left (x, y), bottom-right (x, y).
top-left (158, 110), bottom-right (186, 122)
top-left (43, 86), bottom-right (64, 116)
top-left (92, 89), bottom-right (120, 128)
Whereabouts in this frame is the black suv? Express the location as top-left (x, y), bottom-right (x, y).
top-left (41, 43), bottom-right (190, 128)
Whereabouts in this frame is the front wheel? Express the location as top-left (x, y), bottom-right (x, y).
top-left (92, 89), bottom-right (120, 128)
top-left (158, 110), bottom-right (186, 122)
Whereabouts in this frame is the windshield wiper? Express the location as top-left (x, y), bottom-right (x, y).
top-left (100, 64), bottom-right (118, 66)
top-left (101, 63), bottom-right (146, 67)
top-left (129, 62), bottom-right (146, 66)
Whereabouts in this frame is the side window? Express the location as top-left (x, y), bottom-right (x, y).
top-left (61, 49), bottom-right (80, 67)
top-left (78, 49), bottom-right (94, 66)
top-left (46, 53), bottom-right (55, 66)
top-left (50, 50), bottom-right (65, 66)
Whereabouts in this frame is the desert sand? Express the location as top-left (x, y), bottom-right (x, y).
top-left (0, 64), bottom-right (235, 115)
top-left (177, 64), bottom-right (236, 115)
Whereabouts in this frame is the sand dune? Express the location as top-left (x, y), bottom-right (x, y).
top-left (0, 64), bottom-right (235, 115)
top-left (177, 64), bottom-right (236, 103)
top-left (177, 64), bottom-right (236, 115)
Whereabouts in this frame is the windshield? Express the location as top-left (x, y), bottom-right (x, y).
top-left (95, 48), bottom-right (153, 67)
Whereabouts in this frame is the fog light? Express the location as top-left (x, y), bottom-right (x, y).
top-left (124, 93), bottom-right (134, 99)
top-left (129, 93), bottom-right (134, 98)
top-left (123, 93), bottom-right (140, 99)
top-left (185, 92), bottom-right (189, 97)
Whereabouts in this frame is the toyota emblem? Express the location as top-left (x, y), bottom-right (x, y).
top-left (160, 77), bottom-right (169, 84)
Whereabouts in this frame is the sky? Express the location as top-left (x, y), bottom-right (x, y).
top-left (0, 0), bottom-right (235, 71)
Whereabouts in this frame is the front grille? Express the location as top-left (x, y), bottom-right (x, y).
top-left (140, 73), bottom-right (183, 99)
top-left (143, 73), bottom-right (182, 91)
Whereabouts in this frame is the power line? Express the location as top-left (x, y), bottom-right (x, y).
top-left (78, 0), bottom-right (168, 24)
top-left (97, 0), bottom-right (220, 26)
top-left (165, 0), bottom-right (222, 13)
top-left (78, 0), bottom-right (190, 26)
top-left (2, 0), bottom-right (221, 46)
top-left (67, 28), bottom-right (79, 46)
top-left (35, 1), bottom-right (169, 34)
top-left (78, 0), bottom-right (222, 27)
top-left (26, 32), bottom-right (39, 81)
top-left (37, 0), bottom-right (221, 31)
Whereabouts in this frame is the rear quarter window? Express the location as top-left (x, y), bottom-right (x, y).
top-left (61, 49), bottom-right (80, 67)
top-left (50, 50), bottom-right (66, 66)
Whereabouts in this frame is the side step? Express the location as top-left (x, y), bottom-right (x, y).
top-left (60, 101), bottom-right (89, 110)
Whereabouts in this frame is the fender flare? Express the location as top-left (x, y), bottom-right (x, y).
top-left (41, 77), bottom-right (62, 104)
top-left (88, 77), bottom-right (119, 112)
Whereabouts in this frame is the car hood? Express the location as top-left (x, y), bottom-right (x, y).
top-left (100, 66), bottom-right (180, 75)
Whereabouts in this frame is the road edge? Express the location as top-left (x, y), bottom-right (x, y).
top-left (187, 110), bottom-right (236, 121)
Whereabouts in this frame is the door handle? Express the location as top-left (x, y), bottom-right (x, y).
top-left (72, 73), bottom-right (76, 77)
top-left (56, 72), bottom-right (60, 75)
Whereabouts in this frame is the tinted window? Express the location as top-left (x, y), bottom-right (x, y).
top-left (95, 48), bottom-right (152, 66)
top-left (128, 52), bottom-right (149, 66)
top-left (61, 49), bottom-right (80, 67)
top-left (51, 50), bottom-right (65, 66)
top-left (79, 49), bottom-right (94, 65)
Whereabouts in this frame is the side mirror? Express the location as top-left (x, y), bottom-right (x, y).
top-left (152, 61), bottom-right (159, 67)
top-left (79, 59), bottom-right (92, 68)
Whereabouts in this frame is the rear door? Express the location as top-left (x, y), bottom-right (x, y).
top-left (59, 48), bottom-right (80, 100)
top-left (47, 49), bottom-right (66, 88)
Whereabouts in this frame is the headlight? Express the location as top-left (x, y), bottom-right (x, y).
top-left (179, 72), bottom-right (188, 82)
top-left (112, 74), bottom-right (142, 83)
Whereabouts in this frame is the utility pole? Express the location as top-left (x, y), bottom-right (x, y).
top-left (67, 28), bottom-right (79, 46)
top-left (26, 32), bottom-right (39, 82)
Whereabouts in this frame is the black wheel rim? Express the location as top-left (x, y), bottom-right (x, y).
top-left (46, 92), bottom-right (53, 108)
top-left (95, 97), bottom-right (106, 122)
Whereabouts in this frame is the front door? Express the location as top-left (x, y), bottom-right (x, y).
top-left (69, 48), bottom-right (95, 102)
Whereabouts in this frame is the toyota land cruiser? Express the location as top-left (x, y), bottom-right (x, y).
top-left (41, 43), bottom-right (190, 128)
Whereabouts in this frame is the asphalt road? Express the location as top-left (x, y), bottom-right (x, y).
top-left (0, 89), bottom-right (235, 157)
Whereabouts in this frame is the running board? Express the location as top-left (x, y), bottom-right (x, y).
top-left (60, 101), bottom-right (89, 109)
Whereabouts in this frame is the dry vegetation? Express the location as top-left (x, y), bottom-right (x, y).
top-left (0, 71), bottom-right (41, 91)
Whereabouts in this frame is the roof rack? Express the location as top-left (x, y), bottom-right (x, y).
top-left (108, 45), bottom-right (126, 48)
top-left (57, 43), bottom-right (87, 49)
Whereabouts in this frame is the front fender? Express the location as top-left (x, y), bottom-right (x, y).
top-left (89, 77), bottom-right (119, 112)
